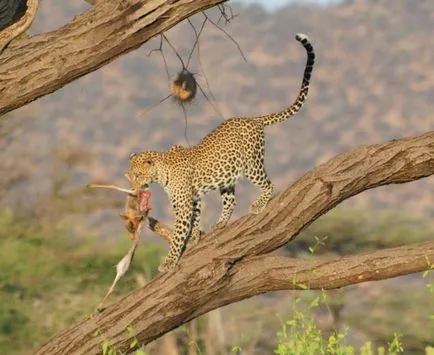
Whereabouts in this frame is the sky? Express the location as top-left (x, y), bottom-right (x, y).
top-left (237, 0), bottom-right (338, 10)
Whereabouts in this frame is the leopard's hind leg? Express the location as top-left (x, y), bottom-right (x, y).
top-left (244, 132), bottom-right (274, 214)
top-left (213, 186), bottom-right (236, 229)
top-left (188, 196), bottom-right (203, 245)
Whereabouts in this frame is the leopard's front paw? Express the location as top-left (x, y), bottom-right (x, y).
top-left (189, 229), bottom-right (204, 247)
top-left (248, 202), bottom-right (266, 215)
top-left (158, 261), bottom-right (172, 273)
top-left (158, 255), bottom-right (179, 273)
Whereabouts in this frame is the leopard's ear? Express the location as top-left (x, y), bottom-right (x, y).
top-left (129, 152), bottom-right (137, 160)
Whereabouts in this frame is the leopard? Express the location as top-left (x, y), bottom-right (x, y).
top-left (127, 33), bottom-right (315, 272)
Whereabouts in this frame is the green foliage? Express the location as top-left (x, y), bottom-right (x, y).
top-left (126, 325), bottom-right (147, 354)
top-left (273, 293), bottom-right (354, 355)
top-left (101, 338), bottom-right (116, 355)
top-left (292, 212), bottom-right (434, 354)
top-left (422, 257), bottom-right (434, 294)
top-left (93, 325), bottom-right (148, 355)
top-left (231, 344), bottom-right (242, 353)
top-left (0, 209), bottom-right (163, 355)
top-left (272, 292), bottom-right (406, 355)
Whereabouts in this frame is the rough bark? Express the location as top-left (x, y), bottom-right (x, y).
top-left (0, 0), bottom-right (227, 117)
top-left (35, 131), bottom-right (434, 355)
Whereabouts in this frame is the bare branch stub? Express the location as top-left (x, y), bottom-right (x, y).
top-left (34, 131), bottom-right (434, 355)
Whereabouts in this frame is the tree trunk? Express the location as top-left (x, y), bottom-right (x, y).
top-left (35, 131), bottom-right (434, 355)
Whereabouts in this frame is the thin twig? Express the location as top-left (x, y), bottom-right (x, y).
top-left (146, 34), bottom-right (163, 57)
top-left (186, 17), bottom-right (206, 68)
top-left (216, 3), bottom-right (238, 24)
top-left (160, 46), bottom-right (171, 81)
top-left (162, 33), bottom-right (185, 69)
top-left (139, 94), bottom-right (172, 117)
top-left (192, 13), bottom-right (224, 119)
top-left (196, 14), bottom-right (219, 104)
top-left (196, 79), bottom-right (225, 119)
top-left (205, 14), bottom-right (247, 62)
top-left (146, 35), bottom-right (171, 80)
top-left (181, 103), bottom-right (191, 147)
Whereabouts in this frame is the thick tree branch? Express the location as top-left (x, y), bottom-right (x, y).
top-left (205, 241), bottom-right (434, 310)
top-left (35, 131), bottom-right (434, 354)
top-left (0, 0), bottom-right (227, 117)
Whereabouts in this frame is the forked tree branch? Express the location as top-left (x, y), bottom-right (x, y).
top-left (0, 0), bottom-right (227, 117)
top-left (36, 131), bottom-right (434, 354)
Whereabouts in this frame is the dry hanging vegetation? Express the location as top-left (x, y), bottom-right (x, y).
top-left (0, 0), bottom-right (433, 354)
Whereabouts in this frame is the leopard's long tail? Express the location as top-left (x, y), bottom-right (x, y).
top-left (256, 33), bottom-right (315, 127)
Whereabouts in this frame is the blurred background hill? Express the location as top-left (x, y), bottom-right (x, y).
top-left (2, 0), bottom-right (434, 235)
top-left (0, 0), bottom-right (433, 353)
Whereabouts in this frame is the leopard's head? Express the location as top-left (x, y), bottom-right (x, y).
top-left (126, 152), bottom-right (157, 190)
